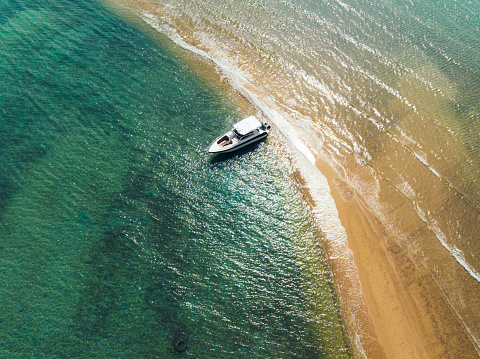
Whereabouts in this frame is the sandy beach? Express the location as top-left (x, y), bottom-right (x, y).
top-left (314, 157), bottom-right (479, 358)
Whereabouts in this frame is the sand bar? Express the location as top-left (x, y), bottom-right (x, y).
top-left (314, 157), bottom-right (479, 358)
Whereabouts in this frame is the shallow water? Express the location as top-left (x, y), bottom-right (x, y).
top-left (109, 0), bottom-right (480, 354)
top-left (0, 0), bottom-right (348, 357)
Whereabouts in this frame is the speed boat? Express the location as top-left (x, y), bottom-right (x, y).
top-left (208, 116), bottom-right (270, 154)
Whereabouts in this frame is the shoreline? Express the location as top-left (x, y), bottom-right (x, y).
top-left (313, 156), bottom-right (479, 358)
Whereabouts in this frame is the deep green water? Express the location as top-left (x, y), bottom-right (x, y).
top-left (0, 0), bottom-right (348, 357)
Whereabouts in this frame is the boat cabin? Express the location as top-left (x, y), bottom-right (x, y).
top-left (232, 116), bottom-right (264, 138)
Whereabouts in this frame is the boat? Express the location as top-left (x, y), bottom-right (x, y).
top-left (208, 116), bottom-right (270, 154)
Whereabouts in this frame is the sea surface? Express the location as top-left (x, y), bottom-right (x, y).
top-left (2, 0), bottom-right (480, 357)
top-left (0, 0), bottom-right (349, 357)
top-left (108, 0), bottom-right (480, 354)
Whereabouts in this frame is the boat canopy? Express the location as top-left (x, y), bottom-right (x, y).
top-left (233, 116), bottom-right (263, 136)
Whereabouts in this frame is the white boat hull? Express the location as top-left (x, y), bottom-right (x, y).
top-left (208, 130), bottom-right (268, 154)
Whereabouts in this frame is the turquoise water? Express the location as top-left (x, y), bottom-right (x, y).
top-left (0, 0), bottom-right (348, 357)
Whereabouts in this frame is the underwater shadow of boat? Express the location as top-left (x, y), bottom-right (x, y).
top-left (208, 138), bottom-right (267, 167)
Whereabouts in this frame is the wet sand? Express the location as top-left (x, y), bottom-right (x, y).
top-left (314, 157), bottom-right (479, 358)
